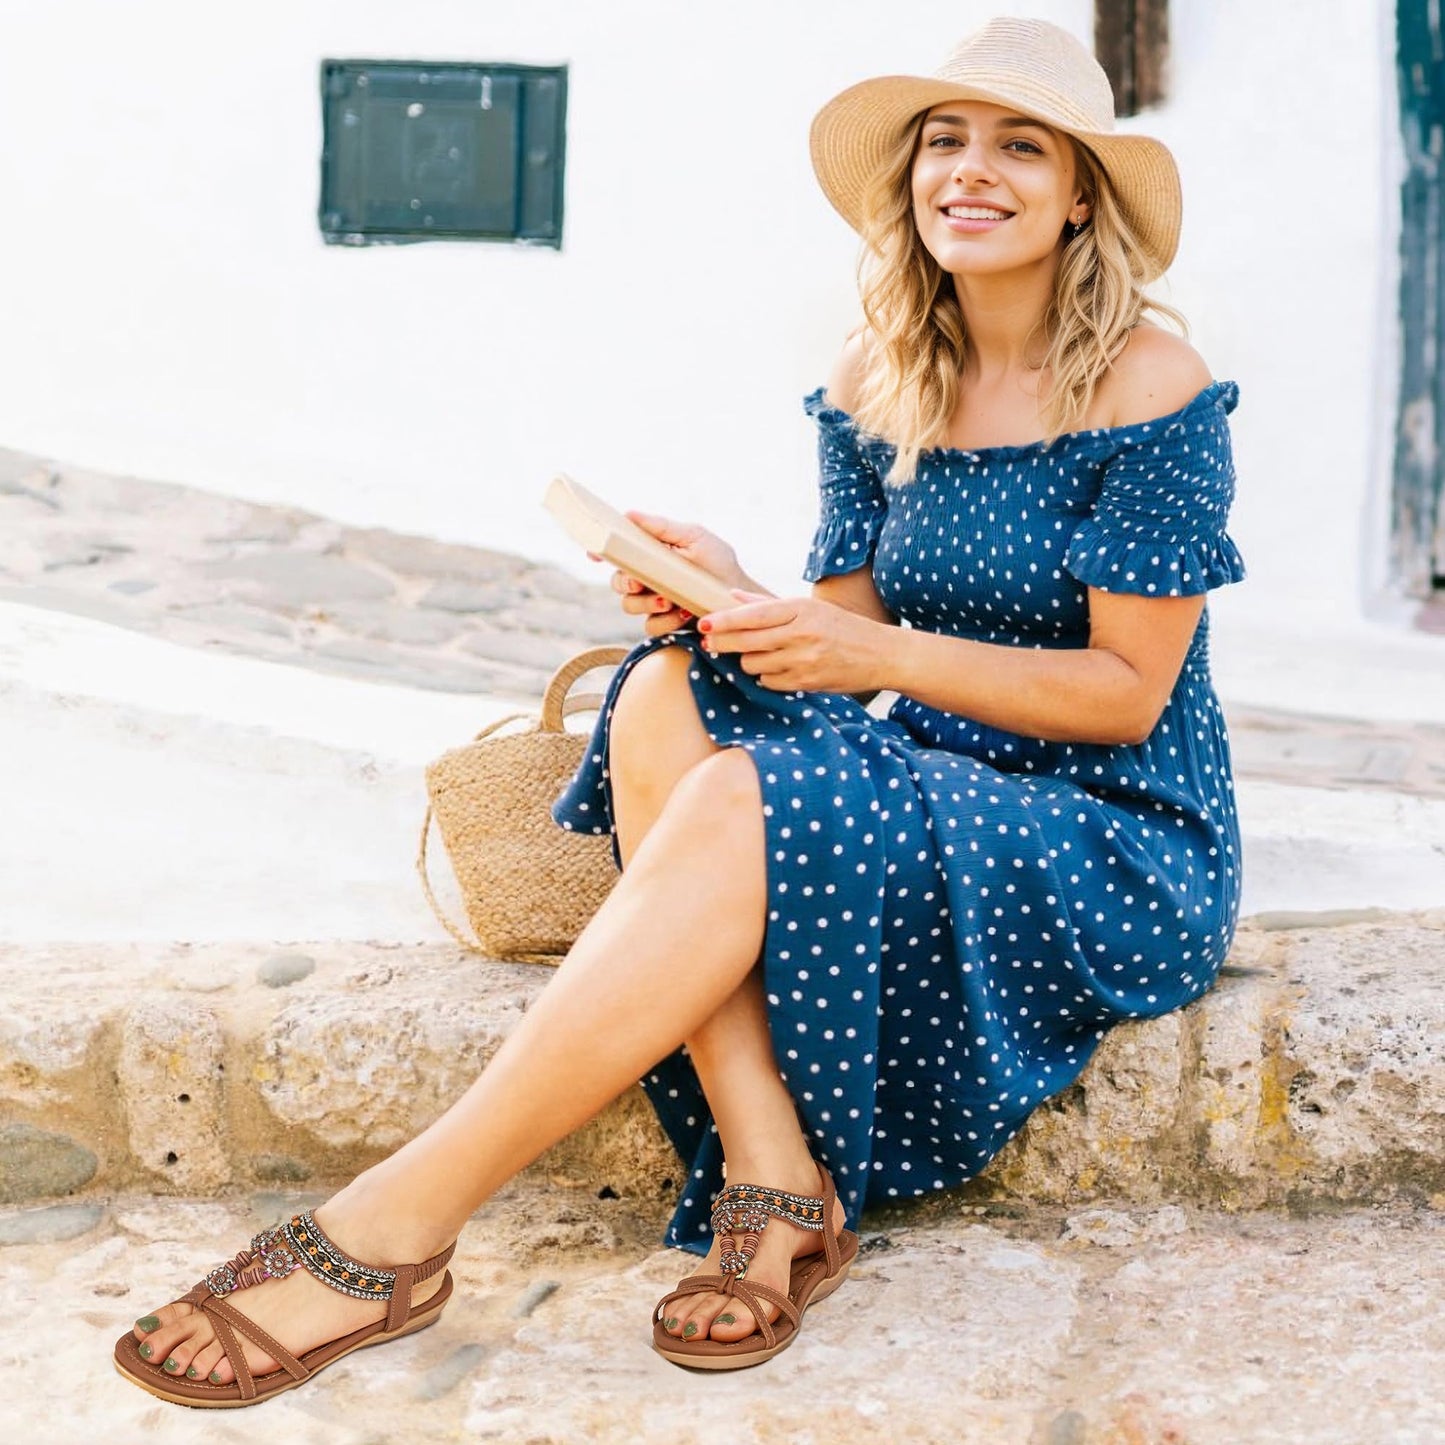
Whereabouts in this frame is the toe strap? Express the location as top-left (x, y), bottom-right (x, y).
top-left (203, 1296), bottom-right (309, 1398)
top-left (655, 1272), bottom-right (801, 1350)
top-left (725, 1278), bottom-right (800, 1349)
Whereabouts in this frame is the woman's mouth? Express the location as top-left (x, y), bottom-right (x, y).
top-left (940, 204), bottom-right (1014, 232)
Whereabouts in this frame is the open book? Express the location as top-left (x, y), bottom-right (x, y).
top-left (543, 474), bottom-right (739, 618)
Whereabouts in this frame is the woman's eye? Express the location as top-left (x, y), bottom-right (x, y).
top-left (1005, 139), bottom-right (1043, 155)
top-left (927, 134), bottom-right (961, 148)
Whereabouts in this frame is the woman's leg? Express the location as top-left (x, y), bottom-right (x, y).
top-left (609, 647), bottom-right (845, 1346)
top-left (130, 648), bottom-right (823, 1382)
top-left (131, 741), bottom-right (768, 1384)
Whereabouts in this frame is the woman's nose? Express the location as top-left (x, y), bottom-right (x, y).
top-left (950, 143), bottom-right (995, 184)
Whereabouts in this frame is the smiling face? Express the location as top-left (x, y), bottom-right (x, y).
top-left (910, 99), bottom-right (1089, 279)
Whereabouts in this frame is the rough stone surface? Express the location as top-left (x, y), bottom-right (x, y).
top-left (0, 1201), bottom-right (105, 1245)
top-left (10, 1188), bottom-right (1439, 1445)
top-left (1193, 961), bottom-right (1272, 1193)
top-left (114, 1000), bottom-right (230, 1192)
top-left (986, 1009), bottom-right (1191, 1204)
top-left (466, 1229), bottom-right (1080, 1443)
top-left (254, 956), bottom-right (527, 1151)
top-left (1059, 1203), bottom-right (1189, 1247)
top-left (208, 551), bottom-right (396, 608)
top-left (0, 987), bottom-right (108, 1107)
top-left (419, 578), bottom-right (513, 614)
top-left (458, 623), bottom-right (584, 670)
top-left (325, 599), bottom-right (461, 647)
top-left (256, 951), bottom-right (317, 989)
top-left (1274, 918), bottom-right (1445, 1201)
top-left (0, 1123), bottom-right (98, 1203)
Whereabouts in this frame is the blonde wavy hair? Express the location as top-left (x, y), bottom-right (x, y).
top-left (850, 113), bottom-right (1186, 483)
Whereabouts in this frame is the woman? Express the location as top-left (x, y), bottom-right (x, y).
top-left (115, 17), bottom-right (1243, 1402)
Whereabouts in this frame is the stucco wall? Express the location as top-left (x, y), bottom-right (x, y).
top-left (0, 0), bottom-right (1393, 623)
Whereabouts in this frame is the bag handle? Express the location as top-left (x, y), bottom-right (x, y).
top-left (539, 645), bottom-right (631, 732)
top-left (417, 644), bottom-right (631, 953)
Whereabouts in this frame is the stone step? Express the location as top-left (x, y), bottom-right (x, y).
top-left (5, 912), bottom-right (1442, 1215)
top-left (11, 1182), bottom-right (1444, 1443)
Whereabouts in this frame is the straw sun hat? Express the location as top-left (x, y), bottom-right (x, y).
top-left (809, 16), bottom-right (1182, 280)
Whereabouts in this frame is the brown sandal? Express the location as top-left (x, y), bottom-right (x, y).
top-left (112, 1210), bottom-right (455, 1408)
top-left (652, 1163), bottom-right (858, 1370)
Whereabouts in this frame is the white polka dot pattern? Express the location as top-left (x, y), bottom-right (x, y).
top-left (554, 382), bottom-right (1245, 1254)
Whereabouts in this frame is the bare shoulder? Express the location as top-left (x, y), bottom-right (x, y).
top-left (1103, 326), bottom-right (1214, 428)
top-left (823, 330), bottom-right (871, 415)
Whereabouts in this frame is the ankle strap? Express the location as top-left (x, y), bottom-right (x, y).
top-left (385, 1241), bottom-right (455, 1333)
top-left (710, 1162), bottom-right (845, 1281)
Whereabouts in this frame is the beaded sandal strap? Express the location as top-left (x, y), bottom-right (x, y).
top-left (710, 1182), bottom-right (827, 1281)
top-left (193, 1211), bottom-right (454, 1309)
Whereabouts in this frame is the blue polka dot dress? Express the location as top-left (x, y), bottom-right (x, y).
top-left (555, 379), bottom-right (1246, 1253)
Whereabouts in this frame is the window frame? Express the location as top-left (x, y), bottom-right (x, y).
top-left (318, 59), bottom-right (568, 248)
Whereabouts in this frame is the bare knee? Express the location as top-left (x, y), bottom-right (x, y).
top-left (609, 645), bottom-right (719, 858)
top-left (664, 748), bottom-right (762, 835)
top-left (610, 645), bottom-right (713, 790)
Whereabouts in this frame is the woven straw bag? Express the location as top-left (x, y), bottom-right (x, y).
top-left (417, 645), bottom-right (629, 961)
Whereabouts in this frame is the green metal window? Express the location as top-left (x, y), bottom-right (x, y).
top-left (319, 60), bottom-right (566, 247)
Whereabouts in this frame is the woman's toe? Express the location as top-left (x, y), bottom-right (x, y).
top-left (158, 1346), bottom-right (189, 1377)
top-left (134, 1321), bottom-right (190, 1365)
top-left (708, 1304), bottom-right (757, 1342)
top-left (679, 1296), bottom-right (732, 1342)
top-left (187, 1339), bottom-right (225, 1383)
top-left (671, 1299), bottom-right (709, 1340)
top-left (131, 1300), bottom-right (191, 1342)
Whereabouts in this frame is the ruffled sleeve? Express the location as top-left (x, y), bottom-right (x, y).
top-left (1064, 380), bottom-right (1246, 597)
top-left (801, 387), bottom-right (889, 583)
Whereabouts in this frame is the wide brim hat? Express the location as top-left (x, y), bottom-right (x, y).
top-left (809, 17), bottom-right (1182, 281)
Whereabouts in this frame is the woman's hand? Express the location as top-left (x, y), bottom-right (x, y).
top-left (699, 592), bottom-right (890, 695)
top-left (607, 513), bottom-right (755, 637)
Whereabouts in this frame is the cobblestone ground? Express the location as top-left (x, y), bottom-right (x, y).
top-left (2, 440), bottom-right (1443, 795)
top-left (7, 1185), bottom-right (1441, 1445)
top-left (0, 446), bottom-right (633, 700)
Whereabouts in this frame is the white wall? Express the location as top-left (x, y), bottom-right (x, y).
top-left (0, 0), bottom-right (1395, 621)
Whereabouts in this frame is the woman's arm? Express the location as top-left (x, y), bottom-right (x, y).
top-left (887, 591), bottom-right (1205, 743)
top-left (699, 588), bottom-right (1201, 745)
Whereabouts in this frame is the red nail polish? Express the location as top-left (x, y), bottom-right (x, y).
top-left (698, 619), bottom-right (712, 633)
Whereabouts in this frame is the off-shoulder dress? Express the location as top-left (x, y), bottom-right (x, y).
top-left (555, 380), bottom-right (1246, 1251)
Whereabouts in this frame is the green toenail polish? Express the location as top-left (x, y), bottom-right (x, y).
top-left (209, 1370), bottom-right (223, 1384)
top-left (718, 1313), bottom-right (737, 1325)
top-left (135, 1315), bottom-right (160, 1333)
top-left (138, 1343), bottom-right (153, 1359)
top-left (683, 1321), bottom-right (698, 1337)
top-left (163, 1357), bottom-right (179, 1372)
top-left (186, 1366), bottom-right (199, 1379)
top-left (663, 1317), bottom-right (678, 1331)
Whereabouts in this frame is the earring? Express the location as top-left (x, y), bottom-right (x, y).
top-left (1068, 213), bottom-right (1088, 239)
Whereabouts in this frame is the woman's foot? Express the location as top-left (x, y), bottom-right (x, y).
top-left (125, 1176), bottom-right (453, 1388)
top-left (656, 1158), bottom-right (848, 1346)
